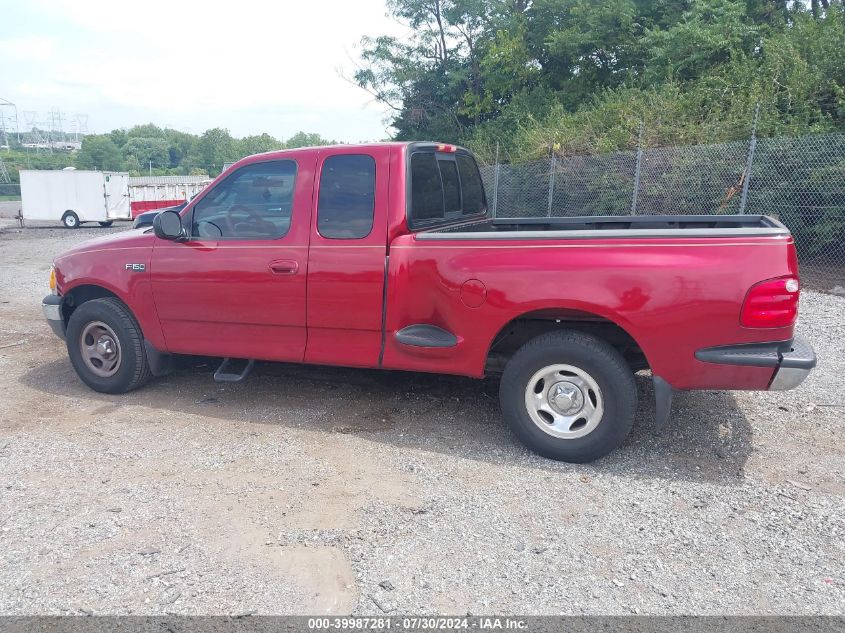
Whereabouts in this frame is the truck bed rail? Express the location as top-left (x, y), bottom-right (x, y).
top-left (419, 214), bottom-right (790, 241)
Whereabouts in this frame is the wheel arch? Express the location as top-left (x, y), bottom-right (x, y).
top-left (61, 283), bottom-right (127, 326)
top-left (485, 305), bottom-right (651, 374)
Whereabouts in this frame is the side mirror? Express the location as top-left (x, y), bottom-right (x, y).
top-left (153, 210), bottom-right (186, 241)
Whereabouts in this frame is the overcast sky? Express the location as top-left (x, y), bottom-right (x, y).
top-left (1, 0), bottom-right (407, 142)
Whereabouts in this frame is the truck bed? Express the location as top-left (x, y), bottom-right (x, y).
top-left (389, 211), bottom-right (797, 388)
top-left (419, 214), bottom-right (789, 240)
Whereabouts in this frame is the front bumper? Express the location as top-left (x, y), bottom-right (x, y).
top-left (695, 334), bottom-right (816, 391)
top-left (42, 294), bottom-right (66, 340)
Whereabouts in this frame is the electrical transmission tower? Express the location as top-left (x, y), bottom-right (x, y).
top-left (0, 98), bottom-right (21, 148)
top-left (48, 107), bottom-right (65, 144)
top-left (0, 157), bottom-right (10, 184)
top-left (70, 113), bottom-right (89, 141)
top-left (23, 110), bottom-right (50, 151)
top-left (14, 106), bottom-right (88, 151)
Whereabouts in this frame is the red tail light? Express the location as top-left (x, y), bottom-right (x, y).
top-left (740, 276), bottom-right (800, 328)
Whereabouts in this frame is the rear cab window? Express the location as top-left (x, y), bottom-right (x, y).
top-left (407, 144), bottom-right (487, 230)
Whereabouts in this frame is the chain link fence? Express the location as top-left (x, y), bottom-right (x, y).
top-left (479, 132), bottom-right (845, 292)
top-left (0, 183), bottom-right (21, 198)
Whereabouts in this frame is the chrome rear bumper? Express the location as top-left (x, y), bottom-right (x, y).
top-left (695, 334), bottom-right (816, 391)
top-left (769, 366), bottom-right (812, 390)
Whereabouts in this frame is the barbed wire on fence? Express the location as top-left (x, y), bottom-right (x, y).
top-left (478, 130), bottom-right (845, 291)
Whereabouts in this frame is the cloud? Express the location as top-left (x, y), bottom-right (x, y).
top-left (1, 0), bottom-right (406, 140)
top-left (0, 35), bottom-right (59, 61)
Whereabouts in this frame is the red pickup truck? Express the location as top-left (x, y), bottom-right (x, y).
top-left (42, 142), bottom-right (816, 462)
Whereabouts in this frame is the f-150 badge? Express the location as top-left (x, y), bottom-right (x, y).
top-left (125, 263), bottom-right (146, 271)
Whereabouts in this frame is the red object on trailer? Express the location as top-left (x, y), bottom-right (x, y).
top-left (128, 176), bottom-right (211, 218)
top-left (130, 199), bottom-right (185, 214)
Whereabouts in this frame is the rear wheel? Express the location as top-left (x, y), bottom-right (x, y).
top-left (98, 221), bottom-right (113, 228)
top-left (66, 297), bottom-right (151, 393)
top-left (62, 211), bottom-right (80, 229)
top-left (499, 330), bottom-right (637, 462)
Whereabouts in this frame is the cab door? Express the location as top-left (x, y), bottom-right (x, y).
top-left (150, 154), bottom-right (316, 361)
top-left (305, 148), bottom-right (389, 367)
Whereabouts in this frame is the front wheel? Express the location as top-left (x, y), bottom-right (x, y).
top-left (65, 297), bottom-right (151, 393)
top-left (499, 330), bottom-right (637, 462)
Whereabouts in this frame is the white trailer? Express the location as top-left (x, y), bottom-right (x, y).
top-left (19, 169), bottom-right (131, 228)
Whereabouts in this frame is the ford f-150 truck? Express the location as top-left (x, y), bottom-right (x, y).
top-left (42, 142), bottom-right (816, 462)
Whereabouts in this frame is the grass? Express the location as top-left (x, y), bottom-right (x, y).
top-left (0, 196), bottom-right (21, 202)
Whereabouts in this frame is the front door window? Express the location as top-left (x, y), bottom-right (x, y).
top-left (190, 160), bottom-right (297, 239)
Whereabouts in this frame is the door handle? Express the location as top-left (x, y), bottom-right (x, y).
top-left (269, 260), bottom-right (299, 275)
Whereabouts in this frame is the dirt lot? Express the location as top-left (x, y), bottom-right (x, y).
top-left (0, 220), bottom-right (843, 616)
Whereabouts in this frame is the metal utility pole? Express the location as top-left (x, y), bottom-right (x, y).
top-left (492, 141), bottom-right (500, 218)
top-left (738, 103), bottom-right (760, 215)
top-left (630, 122), bottom-right (644, 215)
top-left (547, 146), bottom-right (556, 218)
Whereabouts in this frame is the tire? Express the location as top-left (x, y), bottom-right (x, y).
top-left (99, 221), bottom-right (114, 228)
top-left (62, 211), bottom-right (80, 229)
top-left (499, 330), bottom-right (637, 463)
top-left (65, 297), bottom-right (151, 394)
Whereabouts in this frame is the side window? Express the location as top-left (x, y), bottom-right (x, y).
top-left (410, 150), bottom-right (488, 226)
top-left (317, 154), bottom-right (376, 239)
top-left (191, 160), bottom-right (296, 239)
top-left (411, 153), bottom-right (444, 221)
top-left (457, 154), bottom-right (486, 214)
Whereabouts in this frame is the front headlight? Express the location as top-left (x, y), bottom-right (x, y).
top-left (49, 265), bottom-right (57, 295)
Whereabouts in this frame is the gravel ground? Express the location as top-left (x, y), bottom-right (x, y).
top-left (0, 220), bottom-right (842, 616)
top-left (0, 201), bottom-right (21, 216)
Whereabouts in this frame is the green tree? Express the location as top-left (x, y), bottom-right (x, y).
top-left (121, 137), bottom-right (170, 172)
top-left (126, 123), bottom-right (166, 139)
top-left (531, 0), bottom-right (640, 102)
top-left (239, 133), bottom-right (283, 156)
top-left (163, 129), bottom-right (196, 169)
top-left (640, 0), bottom-right (760, 83)
top-left (75, 135), bottom-right (125, 171)
top-left (108, 128), bottom-right (128, 149)
top-left (284, 131), bottom-right (336, 148)
top-left (354, 0), bottom-right (502, 142)
top-left (354, 0), bottom-right (844, 154)
top-left (189, 128), bottom-right (238, 175)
